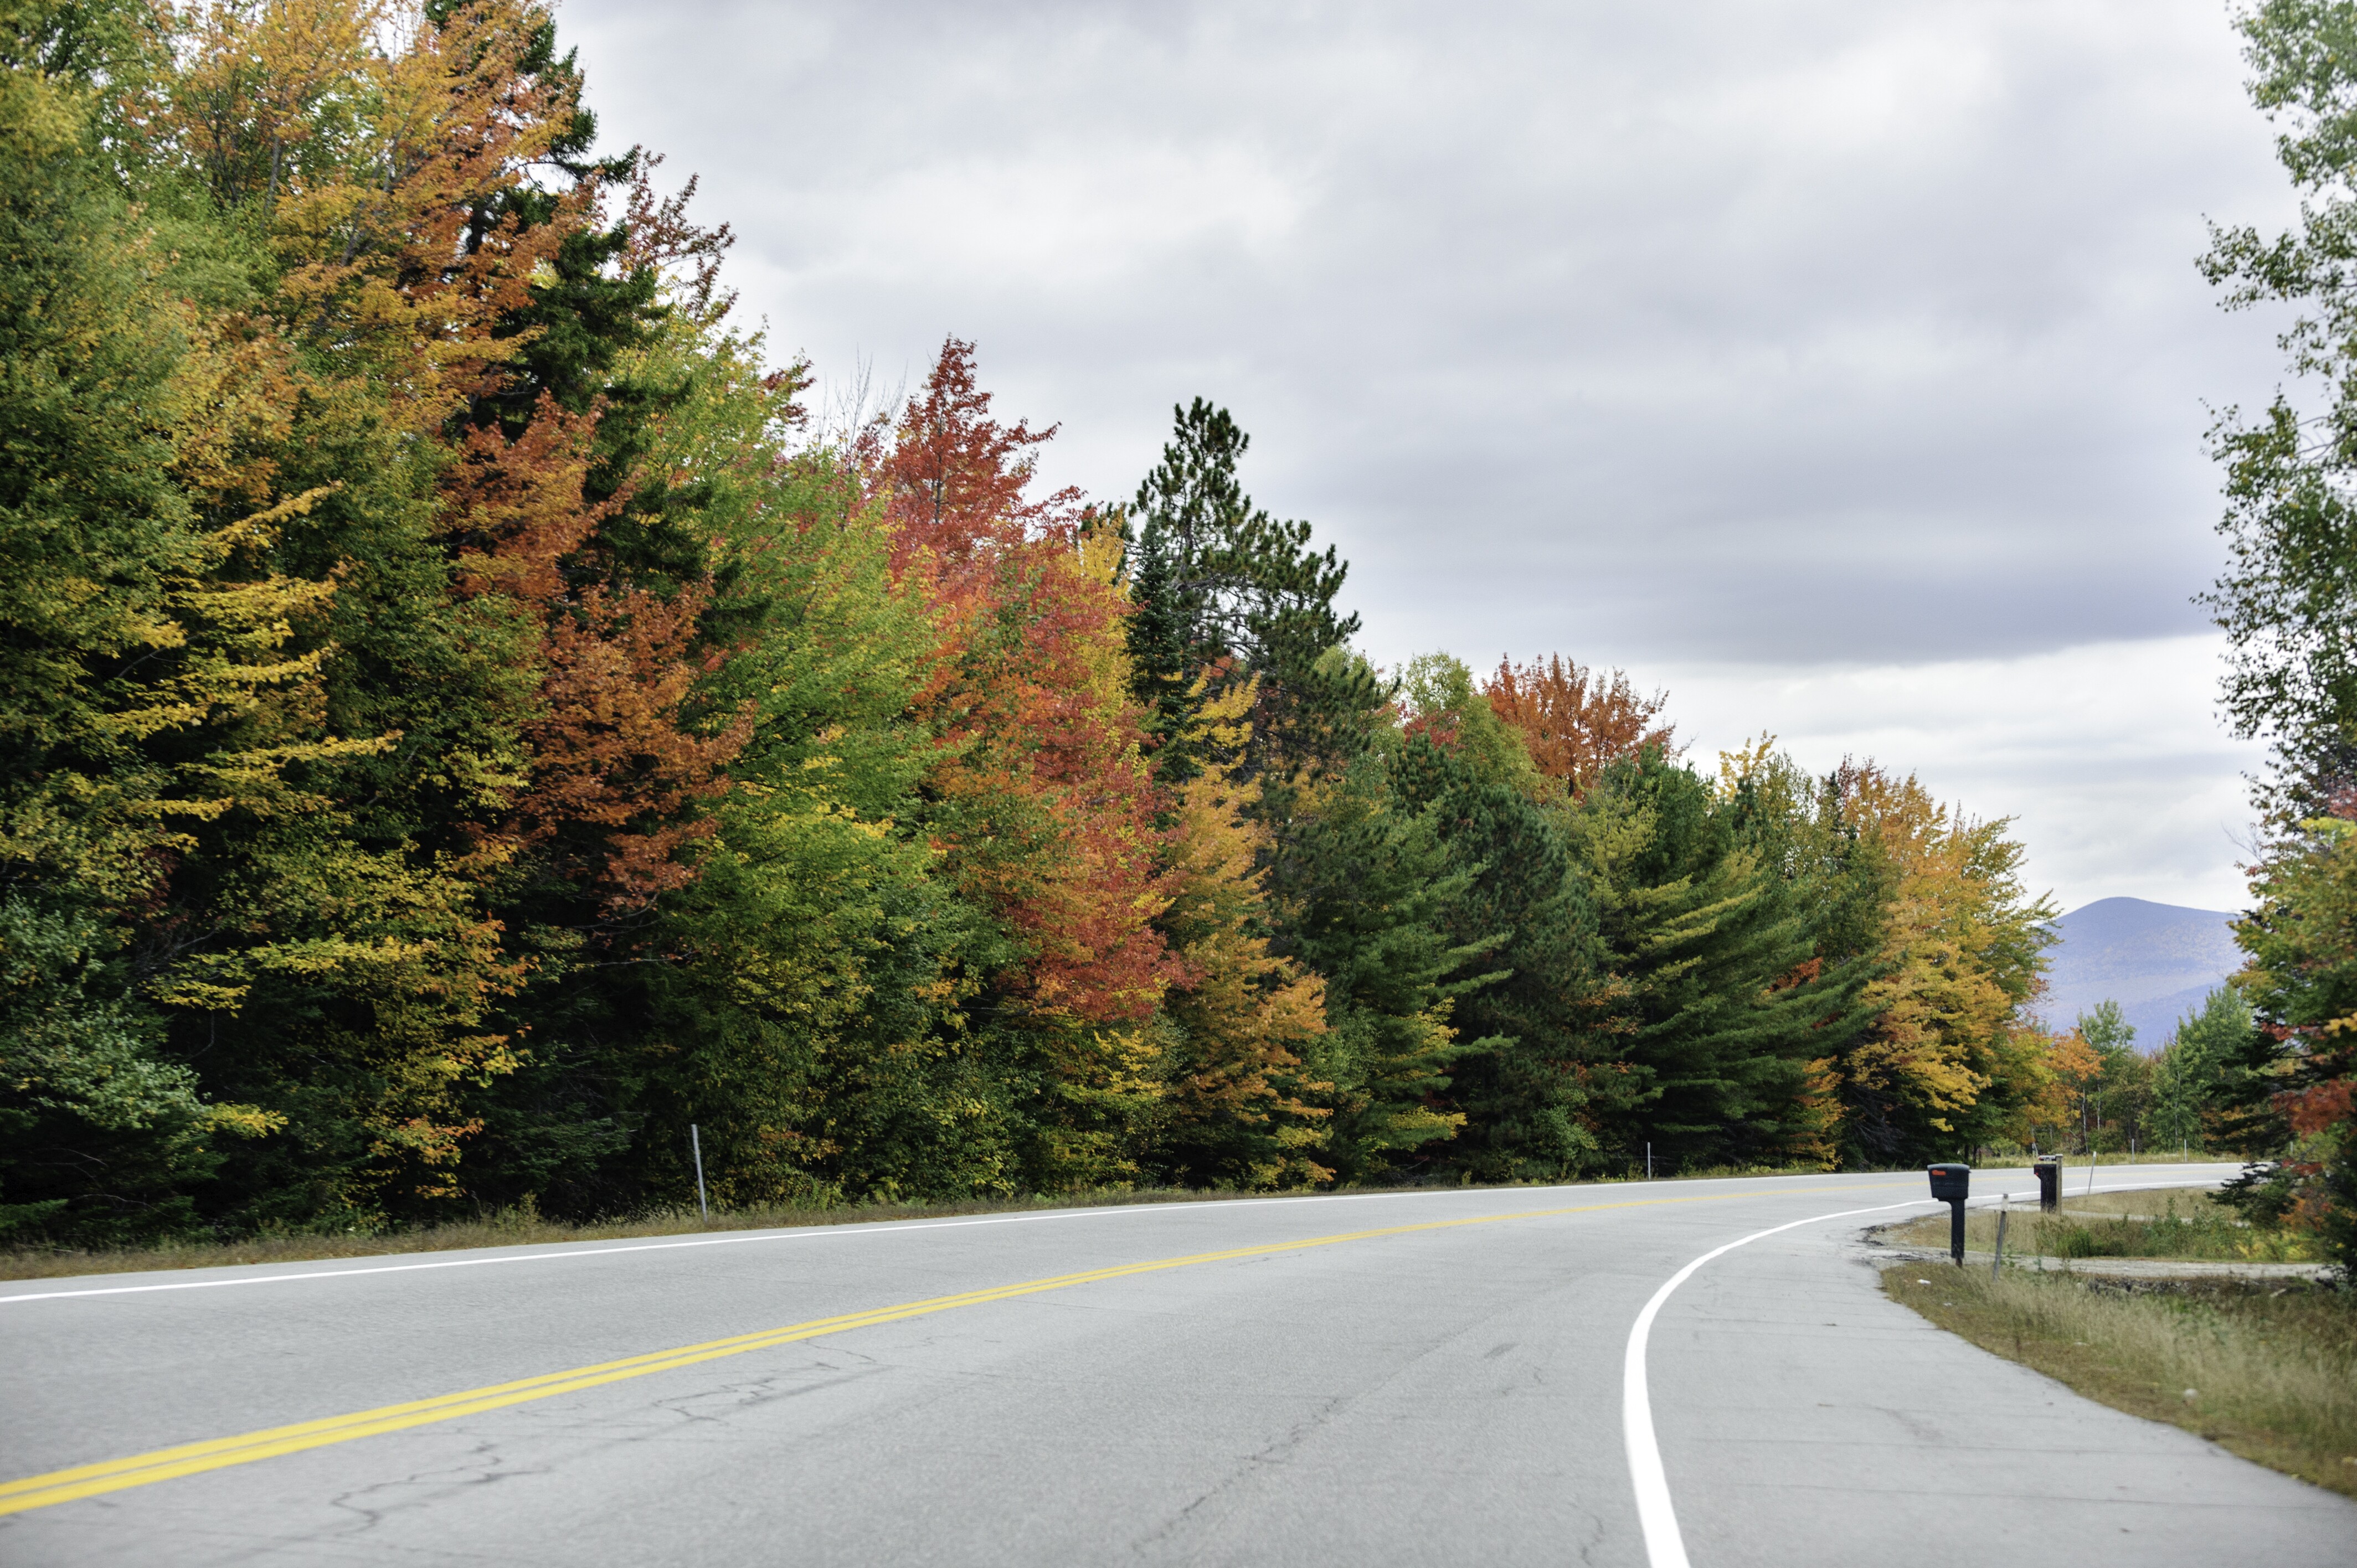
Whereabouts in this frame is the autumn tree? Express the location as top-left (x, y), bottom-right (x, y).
top-left (20, 0), bottom-right (747, 1227)
top-left (1152, 680), bottom-right (1333, 1187)
top-left (0, 4), bottom-right (433, 1236)
top-left (2219, 816), bottom-right (2357, 1269)
top-left (643, 425), bottom-right (999, 1206)
top-left (876, 339), bottom-right (1182, 1189)
top-left (1836, 767), bottom-right (2052, 1162)
top-left (1483, 654), bottom-right (1675, 800)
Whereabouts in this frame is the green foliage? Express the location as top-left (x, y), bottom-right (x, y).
top-left (2152, 987), bottom-right (2256, 1148)
top-left (0, 31), bottom-right (289, 1240)
top-left (2069, 999), bottom-right (2154, 1151)
top-left (0, 897), bottom-right (219, 1242)
top-left (644, 456), bottom-right (1016, 1206)
top-left (1270, 754), bottom-right (1489, 1180)
top-left (2203, 1), bottom-right (2357, 806)
top-left (2077, 998), bottom-right (2135, 1055)
top-left (2202, 0), bottom-right (2357, 1279)
top-left (1387, 663), bottom-right (1612, 1180)
top-left (2218, 817), bottom-right (2357, 1275)
top-left (1125, 398), bottom-right (1372, 783)
top-left (1562, 750), bottom-right (1873, 1170)
top-left (0, 0), bottom-right (2080, 1247)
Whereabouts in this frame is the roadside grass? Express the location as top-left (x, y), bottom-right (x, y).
top-left (1965, 1149), bottom-right (2242, 1168)
top-left (2044, 1190), bottom-right (2239, 1219)
top-left (1881, 1265), bottom-right (2357, 1499)
top-left (5, 1160), bottom-right (2212, 1285)
top-left (1885, 1191), bottom-right (2322, 1263)
top-left (0, 1187), bottom-right (1298, 1283)
top-left (2042, 1149), bottom-right (2238, 1165)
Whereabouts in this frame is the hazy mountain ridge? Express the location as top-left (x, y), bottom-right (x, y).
top-left (2036, 897), bottom-right (2242, 1049)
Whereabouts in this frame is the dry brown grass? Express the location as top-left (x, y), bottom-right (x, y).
top-left (1883, 1264), bottom-right (2357, 1498)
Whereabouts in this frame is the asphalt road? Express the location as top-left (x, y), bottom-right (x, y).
top-left (2, 1163), bottom-right (2348, 1566)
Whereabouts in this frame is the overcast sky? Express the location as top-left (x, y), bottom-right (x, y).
top-left (564, 0), bottom-right (2296, 915)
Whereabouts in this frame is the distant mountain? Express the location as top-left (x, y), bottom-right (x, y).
top-left (2035, 897), bottom-right (2242, 1050)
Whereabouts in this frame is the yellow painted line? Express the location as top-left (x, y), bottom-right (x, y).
top-left (0, 1180), bottom-right (1914, 1517)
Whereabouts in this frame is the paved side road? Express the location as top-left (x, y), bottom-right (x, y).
top-left (0, 1165), bottom-right (2345, 1566)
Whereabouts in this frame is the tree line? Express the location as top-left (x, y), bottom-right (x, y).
top-left (2036, 992), bottom-right (2260, 1161)
top-left (4, 0), bottom-right (2108, 1246)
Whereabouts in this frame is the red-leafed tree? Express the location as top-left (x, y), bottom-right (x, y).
top-left (875, 340), bottom-right (1181, 1181)
top-left (439, 398), bottom-right (745, 915)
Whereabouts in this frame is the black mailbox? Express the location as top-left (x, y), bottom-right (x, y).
top-left (1928, 1163), bottom-right (1970, 1264)
top-left (2034, 1155), bottom-right (2061, 1212)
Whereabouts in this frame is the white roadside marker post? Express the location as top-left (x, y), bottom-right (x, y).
top-left (1991, 1203), bottom-right (2008, 1280)
top-left (691, 1123), bottom-right (709, 1221)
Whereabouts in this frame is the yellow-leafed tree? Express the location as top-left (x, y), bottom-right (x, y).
top-left (1155, 680), bottom-right (1334, 1187)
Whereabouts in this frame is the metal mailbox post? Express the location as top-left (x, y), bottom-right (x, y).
top-left (1927, 1163), bottom-right (1970, 1265)
top-left (2034, 1154), bottom-right (2061, 1212)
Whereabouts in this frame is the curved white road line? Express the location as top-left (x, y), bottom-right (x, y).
top-left (1621, 1199), bottom-right (1924, 1568)
top-left (1620, 1174), bottom-right (2236, 1568)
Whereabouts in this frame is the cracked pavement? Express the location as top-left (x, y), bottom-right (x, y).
top-left (2, 1164), bottom-right (2349, 1566)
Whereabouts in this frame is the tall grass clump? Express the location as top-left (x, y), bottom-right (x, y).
top-left (1886, 1193), bottom-right (2322, 1263)
top-left (1885, 1266), bottom-right (2357, 1497)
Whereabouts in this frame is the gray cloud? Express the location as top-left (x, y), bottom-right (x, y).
top-left (560, 0), bottom-right (2297, 906)
top-left (565, 0), bottom-right (2293, 667)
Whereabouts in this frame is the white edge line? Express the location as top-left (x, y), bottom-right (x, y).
top-left (1619, 1173), bottom-right (2234, 1568)
top-left (0, 1179), bottom-right (1749, 1307)
top-left (1, 1165), bottom-right (2240, 1309)
top-left (0, 1194), bottom-right (1421, 1306)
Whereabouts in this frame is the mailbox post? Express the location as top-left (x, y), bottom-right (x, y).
top-left (2034, 1154), bottom-right (2061, 1213)
top-left (1928, 1163), bottom-right (1970, 1265)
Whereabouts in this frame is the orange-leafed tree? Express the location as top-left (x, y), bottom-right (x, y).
top-left (1483, 654), bottom-right (1675, 798)
top-left (439, 400), bottom-right (746, 914)
top-left (876, 339), bottom-right (1183, 1185)
top-left (112, 0), bottom-right (750, 1221)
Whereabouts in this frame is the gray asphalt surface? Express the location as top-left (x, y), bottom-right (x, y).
top-left (2, 1163), bottom-right (2347, 1566)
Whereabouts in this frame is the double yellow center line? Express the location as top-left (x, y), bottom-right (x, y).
top-left (0, 1182), bottom-right (1911, 1517)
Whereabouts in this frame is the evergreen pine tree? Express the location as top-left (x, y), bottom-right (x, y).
top-left (1570, 750), bottom-right (1873, 1170)
top-left (1126, 399), bottom-right (1371, 783)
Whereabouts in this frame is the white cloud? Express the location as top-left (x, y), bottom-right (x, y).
top-left (1651, 635), bottom-right (2262, 915)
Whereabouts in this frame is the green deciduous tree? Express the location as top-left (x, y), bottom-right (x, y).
top-left (2200, 0), bottom-right (2357, 1281)
top-left (2152, 987), bottom-right (2256, 1151)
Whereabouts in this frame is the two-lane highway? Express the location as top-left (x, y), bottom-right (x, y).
top-left (2, 1165), bottom-right (2346, 1565)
